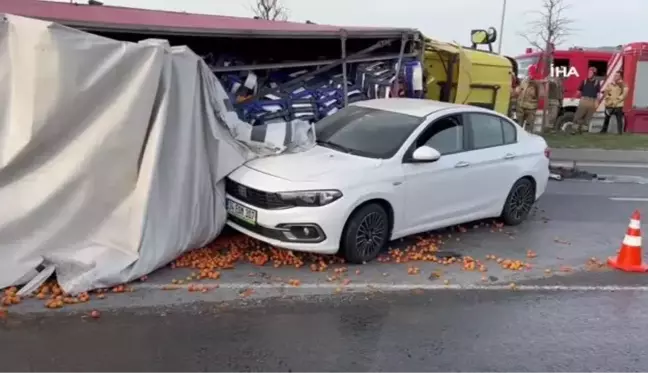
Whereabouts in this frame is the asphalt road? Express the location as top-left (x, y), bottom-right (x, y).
top-left (3, 273), bottom-right (648, 372)
top-left (6, 169), bottom-right (648, 314)
top-left (587, 165), bottom-right (648, 179)
top-left (552, 161), bottom-right (648, 180)
top-left (4, 166), bottom-right (648, 371)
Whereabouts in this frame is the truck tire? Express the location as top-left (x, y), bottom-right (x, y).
top-left (556, 111), bottom-right (575, 132)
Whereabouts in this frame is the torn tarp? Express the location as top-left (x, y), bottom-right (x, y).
top-left (0, 14), bottom-right (314, 293)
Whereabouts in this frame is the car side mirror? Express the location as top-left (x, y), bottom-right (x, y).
top-left (411, 146), bottom-right (441, 163)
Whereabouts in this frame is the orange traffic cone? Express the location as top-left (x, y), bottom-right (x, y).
top-left (608, 210), bottom-right (648, 272)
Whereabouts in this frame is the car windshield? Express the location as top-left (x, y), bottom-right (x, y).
top-left (315, 106), bottom-right (423, 159)
top-left (515, 56), bottom-right (539, 80)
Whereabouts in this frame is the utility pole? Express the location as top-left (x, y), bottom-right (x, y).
top-left (497, 0), bottom-right (507, 54)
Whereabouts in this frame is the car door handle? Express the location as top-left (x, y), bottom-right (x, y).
top-left (503, 153), bottom-right (516, 160)
top-left (454, 161), bottom-right (470, 168)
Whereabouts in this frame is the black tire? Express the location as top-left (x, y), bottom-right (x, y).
top-left (501, 178), bottom-right (536, 226)
top-left (556, 111), bottom-right (575, 131)
top-left (340, 203), bottom-right (390, 264)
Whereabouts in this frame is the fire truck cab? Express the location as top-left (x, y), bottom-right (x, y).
top-left (514, 47), bottom-right (615, 129)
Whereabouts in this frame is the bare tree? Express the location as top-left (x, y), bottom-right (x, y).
top-left (519, 0), bottom-right (574, 132)
top-left (251, 0), bottom-right (289, 21)
top-left (522, 0), bottom-right (574, 52)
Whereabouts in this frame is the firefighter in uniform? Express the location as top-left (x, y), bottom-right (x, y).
top-left (508, 73), bottom-right (519, 119)
top-left (600, 71), bottom-right (628, 134)
top-left (515, 73), bottom-right (539, 131)
top-left (573, 67), bottom-right (601, 134)
top-left (547, 76), bottom-right (564, 130)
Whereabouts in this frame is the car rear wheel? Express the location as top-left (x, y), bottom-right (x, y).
top-left (501, 178), bottom-right (536, 226)
top-left (340, 203), bottom-right (389, 264)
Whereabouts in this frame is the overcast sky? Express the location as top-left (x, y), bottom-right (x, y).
top-left (48, 0), bottom-right (645, 55)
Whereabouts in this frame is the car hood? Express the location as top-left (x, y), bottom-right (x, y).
top-left (243, 145), bottom-right (381, 182)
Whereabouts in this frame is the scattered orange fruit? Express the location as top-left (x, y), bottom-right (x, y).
top-left (0, 225), bottom-right (556, 311)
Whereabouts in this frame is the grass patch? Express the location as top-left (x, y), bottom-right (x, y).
top-left (542, 133), bottom-right (648, 150)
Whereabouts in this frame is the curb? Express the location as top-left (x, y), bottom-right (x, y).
top-left (550, 148), bottom-right (648, 164)
top-left (136, 282), bottom-right (648, 292)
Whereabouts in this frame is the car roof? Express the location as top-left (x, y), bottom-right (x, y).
top-left (352, 98), bottom-right (485, 117)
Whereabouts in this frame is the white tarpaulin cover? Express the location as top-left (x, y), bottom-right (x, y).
top-left (0, 15), bottom-right (315, 293)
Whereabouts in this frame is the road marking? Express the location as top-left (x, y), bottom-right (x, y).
top-left (609, 197), bottom-right (648, 202)
top-left (136, 282), bottom-right (648, 292)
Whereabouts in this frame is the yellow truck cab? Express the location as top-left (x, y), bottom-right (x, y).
top-left (423, 28), bottom-right (516, 116)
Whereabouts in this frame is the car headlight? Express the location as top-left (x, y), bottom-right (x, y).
top-left (276, 190), bottom-right (343, 207)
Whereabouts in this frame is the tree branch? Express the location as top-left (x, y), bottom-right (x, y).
top-left (519, 0), bottom-right (575, 51)
top-left (250, 0), bottom-right (289, 21)
top-left (517, 0), bottom-right (576, 133)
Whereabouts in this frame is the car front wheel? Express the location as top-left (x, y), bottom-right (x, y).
top-left (340, 203), bottom-right (389, 264)
top-left (501, 178), bottom-right (536, 226)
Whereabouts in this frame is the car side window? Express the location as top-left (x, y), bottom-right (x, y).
top-left (468, 113), bottom-right (515, 149)
top-left (415, 114), bottom-right (464, 155)
top-left (502, 119), bottom-right (517, 144)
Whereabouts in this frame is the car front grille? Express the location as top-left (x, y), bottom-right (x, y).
top-left (225, 178), bottom-right (289, 210)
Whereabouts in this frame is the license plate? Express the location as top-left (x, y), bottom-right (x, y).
top-left (226, 199), bottom-right (257, 225)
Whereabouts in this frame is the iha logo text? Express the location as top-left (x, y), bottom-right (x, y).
top-left (550, 64), bottom-right (579, 78)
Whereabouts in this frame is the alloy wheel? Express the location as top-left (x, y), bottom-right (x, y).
top-left (354, 212), bottom-right (387, 258)
top-left (508, 183), bottom-right (535, 221)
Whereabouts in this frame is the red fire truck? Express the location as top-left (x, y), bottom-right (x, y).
top-left (515, 44), bottom-right (648, 133)
top-left (514, 47), bottom-right (615, 129)
top-left (609, 42), bottom-right (648, 133)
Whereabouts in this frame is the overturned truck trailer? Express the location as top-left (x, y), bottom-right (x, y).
top-left (0, 13), bottom-right (261, 294)
top-left (0, 1), bottom-right (425, 293)
top-left (0, 0), bottom-right (425, 128)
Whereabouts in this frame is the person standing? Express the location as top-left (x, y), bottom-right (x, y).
top-left (546, 76), bottom-right (564, 131)
top-left (572, 67), bottom-right (601, 134)
top-left (508, 73), bottom-right (520, 119)
top-left (600, 71), bottom-right (628, 134)
top-left (515, 74), bottom-right (539, 131)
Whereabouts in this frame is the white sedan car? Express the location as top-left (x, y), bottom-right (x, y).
top-left (225, 99), bottom-right (550, 263)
